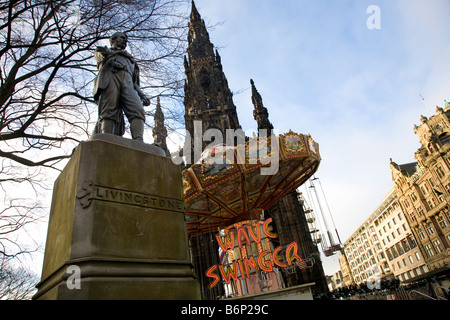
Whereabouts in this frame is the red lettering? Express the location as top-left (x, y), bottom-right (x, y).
top-left (237, 227), bottom-right (251, 248)
top-left (273, 246), bottom-right (287, 267)
top-left (207, 220), bottom-right (300, 288)
top-left (219, 261), bottom-right (239, 284)
top-left (243, 256), bottom-right (258, 278)
top-left (206, 265), bottom-right (220, 288)
top-left (263, 218), bottom-right (277, 238)
top-left (216, 232), bottom-right (234, 251)
top-left (247, 222), bottom-right (261, 243)
top-left (258, 251), bottom-right (273, 272)
top-left (240, 245), bottom-right (248, 259)
top-left (237, 259), bottom-right (246, 279)
top-left (286, 242), bottom-right (302, 265)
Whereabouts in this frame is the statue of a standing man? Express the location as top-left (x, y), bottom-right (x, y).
top-left (93, 32), bottom-right (150, 141)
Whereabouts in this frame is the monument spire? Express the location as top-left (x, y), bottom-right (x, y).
top-left (251, 79), bottom-right (273, 132)
top-left (190, 0), bottom-right (201, 21)
top-left (152, 97), bottom-right (169, 155)
top-left (184, 0), bottom-right (241, 156)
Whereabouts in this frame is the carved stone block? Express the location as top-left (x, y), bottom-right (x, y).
top-left (34, 135), bottom-right (200, 300)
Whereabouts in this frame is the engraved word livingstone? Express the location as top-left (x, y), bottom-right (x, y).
top-left (76, 180), bottom-right (184, 213)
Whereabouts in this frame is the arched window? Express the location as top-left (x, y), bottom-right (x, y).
top-left (439, 133), bottom-right (450, 145)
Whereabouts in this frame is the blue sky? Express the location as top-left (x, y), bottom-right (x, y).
top-left (185, 0), bottom-right (450, 275)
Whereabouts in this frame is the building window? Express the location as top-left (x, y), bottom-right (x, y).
top-left (437, 215), bottom-right (448, 229)
top-left (421, 185), bottom-right (428, 195)
top-left (417, 206), bottom-right (424, 216)
top-left (425, 244), bottom-right (434, 257)
top-left (417, 228), bottom-right (425, 239)
top-left (386, 250), bottom-right (393, 261)
top-left (426, 223), bottom-right (435, 235)
top-left (415, 252), bottom-right (421, 261)
top-left (408, 235), bottom-right (417, 248)
top-left (401, 239), bottom-right (411, 252)
top-left (403, 223), bottom-right (407, 231)
top-left (408, 255), bottom-right (414, 264)
top-left (433, 240), bottom-right (442, 254)
top-left (432, 198), bottom-right (437, 207)
top-left (396, 243), bottom-right (404, 255)
top-left (392, 246), bottom-right (399, 258)
top-left (436, 166), bottom-right (445, 179)
top-left (404, 199), bottom-right (410, 208)
top-left (445, 184), bottom-right (450, 193)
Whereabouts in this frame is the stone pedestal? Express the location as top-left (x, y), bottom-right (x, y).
top-left (33, 134), bottom-right (201, 300)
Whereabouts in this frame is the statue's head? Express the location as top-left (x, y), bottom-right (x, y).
top-left (110, 32), bottom-right (128, 50)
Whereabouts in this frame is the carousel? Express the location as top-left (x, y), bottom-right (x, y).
top-left (182, 130), bottom-right (321, 237)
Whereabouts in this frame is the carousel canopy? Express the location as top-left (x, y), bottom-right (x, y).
top-left (182, 130), bottom-right (321, 237)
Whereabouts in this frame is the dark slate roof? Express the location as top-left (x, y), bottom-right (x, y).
top-left (398, 162), bottom-right (418, 176)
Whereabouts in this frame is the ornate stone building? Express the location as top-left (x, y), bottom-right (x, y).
top-left (184, 2), bottom-right (327, 299)
top-left (390, 103), bottom-right (450, 280)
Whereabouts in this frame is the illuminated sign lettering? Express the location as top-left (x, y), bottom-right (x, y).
top-left (206, 218), bottom-right (304, 288)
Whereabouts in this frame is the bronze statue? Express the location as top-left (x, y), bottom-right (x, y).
top-left (93, 32), bottom-right (150, 141)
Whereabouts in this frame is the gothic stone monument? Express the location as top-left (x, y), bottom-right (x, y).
top-left (33, 33), bottom-right (200, 300)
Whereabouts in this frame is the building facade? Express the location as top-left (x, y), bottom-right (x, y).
top-left (339, 187), bottom-right (426, 286)
top-left (390, 103), bottom-right (450, 280)
top-left (327, 270), bottom-right (345, 291)
top-left (339, 103), bottom-right (450, 289)
top-left (371, 188), bottom-right (426, 283)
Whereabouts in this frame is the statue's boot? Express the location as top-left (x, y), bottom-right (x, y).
top-left (130, 118), bottom-right (144, 142)
top-left (101, 119), bottom-right (116, 135)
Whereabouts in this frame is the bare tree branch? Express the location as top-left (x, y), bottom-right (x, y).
top-left (0, 0), bottom-right (191, 299)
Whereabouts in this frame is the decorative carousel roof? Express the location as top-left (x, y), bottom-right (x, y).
top-left (182, 130), bottom-right (321, 237)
